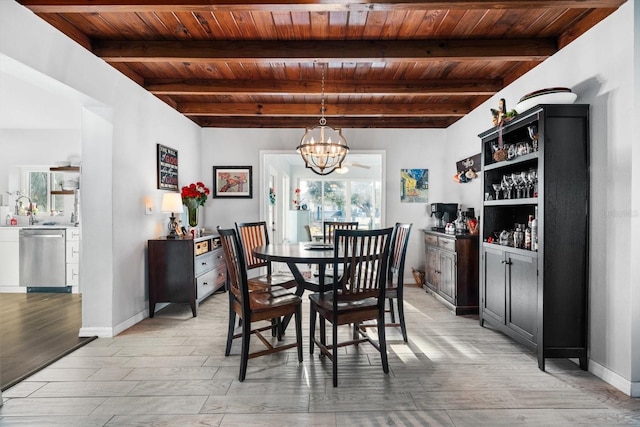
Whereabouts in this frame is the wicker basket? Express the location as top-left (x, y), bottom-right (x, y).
top-left (412, 268), bottom-right (425, 286)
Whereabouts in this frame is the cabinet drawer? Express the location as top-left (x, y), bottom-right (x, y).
top-left (67, 228), bottom-right (81, 241)
top-left (211, 249), bottom-right (225, 268)
top-left (424, 234), bottom-right (438, 246)
top-left (438, 237), bottom-right (456, 251)
top-left (194, 252), bottom-right (215, 276)
top-left (66, 240), bottom-right (81, 263)
top-left (213, 264), bottom-right (227, 288)
top-left (66, 263), bottom-right (79, 286)
top-left (196, 269), bottom-right (217, 300)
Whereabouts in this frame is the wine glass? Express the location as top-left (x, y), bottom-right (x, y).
top-left (511, 173), bottom-right (522, 198)
top-left (502, 175), bottom-right (514, 199)
top-left (527, 169), bottom-right (538, 197)
top-left (520, 171), bottom-right (529, 197)
top-left (527, 124), bottom-right (539, 151)
top-left (492, 183), bottom-right (501, 200)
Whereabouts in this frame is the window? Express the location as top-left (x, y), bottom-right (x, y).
top-left (21, 169), bottom-right (67, 215)
top-left (299, 178), bottom-right (381, 236)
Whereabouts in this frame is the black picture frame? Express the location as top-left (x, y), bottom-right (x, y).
top-left (157, 144), bottom-right (178, 191)
top-left (212, 166), bottom-right (253, 198)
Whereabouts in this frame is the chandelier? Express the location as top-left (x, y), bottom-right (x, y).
top-left (297, 63), bottom-right (349, 176)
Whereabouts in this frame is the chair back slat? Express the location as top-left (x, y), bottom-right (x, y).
top-left (323, 221), bottom-right (359, 244)
top-left (334, 228), bottom-right (393, 302)
top-left (217, 228), bottom-right (249, 306)
top-left (388, 223), bottom-right (412, 286)
top-left (236, 221), bottom-right (270, 272)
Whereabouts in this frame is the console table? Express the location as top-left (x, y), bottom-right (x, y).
top-left (422, 229), bottom-right (479, 315)
top-left (148, 234), bottom-right (226, 317)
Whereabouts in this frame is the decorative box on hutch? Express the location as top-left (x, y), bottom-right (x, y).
top-left (148, 234), bottom-right (226, 317)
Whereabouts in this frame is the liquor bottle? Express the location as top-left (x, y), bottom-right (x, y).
top-left (531, 208), bottom-right (538, 251)
top-left (525, 215), bottom-right (533, 250)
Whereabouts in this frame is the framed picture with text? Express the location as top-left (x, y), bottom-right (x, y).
top-left (212, 166), bottom-right (253, 198)
top-left (157, 144), bottom-right (178, 191)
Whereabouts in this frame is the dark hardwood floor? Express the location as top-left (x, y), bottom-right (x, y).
top-left (0, 293), bottom-right (95, 391)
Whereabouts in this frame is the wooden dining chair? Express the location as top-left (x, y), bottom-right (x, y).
top-left (358, 223), bottom-right (413, 342)
top-left (309, 227), bottom-right (394, 387)
top-left (235, 221), bottom-right (297, 291)
top-left (218, 227), bottom-right (303, 382)
top-left (323, 221), bottom-right (359, 244)
top-left (319, 221), bottom-right (359, 280)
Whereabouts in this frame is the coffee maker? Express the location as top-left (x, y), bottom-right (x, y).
top-left (430, 203), bottom-right (458, 231)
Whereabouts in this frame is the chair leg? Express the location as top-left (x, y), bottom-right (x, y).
top-left (295, 304), bottom-right (303, 362)
top-left (309, 304), bottom-right (316, 355)
top-left (332, 320), bottom-right (338, 387)
top-left (225, 307), bottom-right (236, 357)
top-left (320, 317), bottom-right (326, 350)
top-left (377, 310), bottom-right (389, 374)
top-left (388, 297), bottom-right (396, 323)
top-left (239, 316), bottom-right (251, 382)
top-left (397, 295), bottom-right (408, 343)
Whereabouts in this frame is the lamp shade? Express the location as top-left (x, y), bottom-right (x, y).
top-left (161, 192), bottom-right (184, 213)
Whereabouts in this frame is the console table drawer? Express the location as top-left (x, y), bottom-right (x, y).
top-left (197, 269), bottom-right (217, 299)
top-left (438, 237), bottom-right (456, 251)
top-left (194, 252), bottom-right (215, 276)
top-left (425, 234), bottom-right (438, 246)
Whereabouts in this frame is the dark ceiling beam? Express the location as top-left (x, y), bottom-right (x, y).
top-left (94, 39), bottom-right (557, 63)
top-left (192, 116), bottom-right (459, 129)
top-left (146, 78), bottom-right (503, 96)
top-left (19, 1), bottom-right (628, 13)
top-left (178, 102), bottom-right (469, 117)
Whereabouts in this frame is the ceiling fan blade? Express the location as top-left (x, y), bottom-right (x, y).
top-left (344, 161), bottom-right (371, 169)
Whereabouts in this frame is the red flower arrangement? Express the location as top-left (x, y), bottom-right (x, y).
top-left (181, 182), bottom-right (210, 208)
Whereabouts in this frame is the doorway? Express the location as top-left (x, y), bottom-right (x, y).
top-left (261, 152), bottom-right (385, 243)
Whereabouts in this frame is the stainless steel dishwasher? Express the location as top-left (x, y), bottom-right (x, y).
top-left (19, 228), bottom-right (67, 291)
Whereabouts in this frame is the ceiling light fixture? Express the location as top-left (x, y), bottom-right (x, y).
top-left (297, 63), bottom-right (349, 176)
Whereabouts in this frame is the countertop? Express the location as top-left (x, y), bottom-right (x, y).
top-left (0, 223), bottom-right (78, 229)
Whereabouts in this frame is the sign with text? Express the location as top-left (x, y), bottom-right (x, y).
top-left (157, 144), bottom-right (178, 191)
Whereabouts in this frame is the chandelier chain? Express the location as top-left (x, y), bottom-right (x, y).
top-left (320, 63), bottom-right (326, 126)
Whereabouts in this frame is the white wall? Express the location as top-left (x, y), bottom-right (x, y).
top-left (1, 1), bottom-right (203, 335)
top-left (446, 1), bottom-right (639, 396)
top-left (202, 127), bottom-right (447, 277)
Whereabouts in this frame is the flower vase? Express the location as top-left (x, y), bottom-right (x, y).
top-left (187, 205), bottom-right (198, 227)
top-left (183, 199), bottom-right (199, 228)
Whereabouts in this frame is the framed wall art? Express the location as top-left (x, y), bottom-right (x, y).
top-left (212, 166), bottom-right (253, 198)
top-left (157, 144), bottom-right (178, 191)
top-left (400, 168), bottom-right (429, 203)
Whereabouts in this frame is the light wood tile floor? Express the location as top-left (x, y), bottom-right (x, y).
top-left (1, 285), bottom-right (639, 426)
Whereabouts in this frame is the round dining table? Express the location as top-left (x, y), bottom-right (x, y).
top-left (252, 242), bottom-right (340, 333)
top-left (252, 242), bottom-right (339, 294)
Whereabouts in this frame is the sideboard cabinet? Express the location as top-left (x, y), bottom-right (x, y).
top-left (478, 104), bottom-right (589, 371)
top-left (148, 234), bottom-right (226, 317)
top-left (422, 230), bottom-right (478, 315)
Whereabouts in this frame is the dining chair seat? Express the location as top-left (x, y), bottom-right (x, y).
top-left (247, 272), bottom-right (297, 292)
top-left (309, 291), bottom-right (378, 313)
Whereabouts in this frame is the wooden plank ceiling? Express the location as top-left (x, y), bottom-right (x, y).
top-left (18, 0), bottom-right (626, 128)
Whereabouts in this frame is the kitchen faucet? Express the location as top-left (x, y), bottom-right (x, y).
top-left (15, 195), bottom-right (37, 225)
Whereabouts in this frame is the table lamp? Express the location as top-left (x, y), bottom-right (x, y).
top-left (161, 192), bottom-right (184, 239)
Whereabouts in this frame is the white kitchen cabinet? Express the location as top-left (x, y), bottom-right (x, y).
top-left (0, 228), bottom-right (20, 289)
top-left (66, 228), bottom-right (80, 289)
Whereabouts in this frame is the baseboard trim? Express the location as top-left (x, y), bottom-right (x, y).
top-left (588, 358), bottom-right (639, 397)
top-left (79, 308), bottom-right (149, 338)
